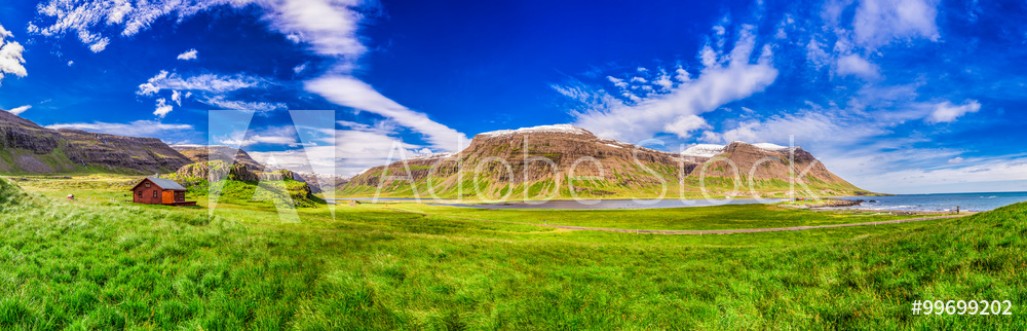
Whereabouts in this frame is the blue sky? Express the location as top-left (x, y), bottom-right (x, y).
top-left (0, 0), bottom-right (1025, 193)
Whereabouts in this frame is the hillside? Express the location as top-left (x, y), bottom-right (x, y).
top-left (0, 110), bottom-right (191, 174)
top-left (341, 124), bottom-right (867, 199)
top-left (171, 145), bottom-right (264, 172)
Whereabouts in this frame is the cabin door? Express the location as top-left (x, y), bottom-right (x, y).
top-left (162, 191), bottom-right (175, 204)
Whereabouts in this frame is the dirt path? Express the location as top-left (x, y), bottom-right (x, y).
top-left (536, 215), bottom-right (968, 235)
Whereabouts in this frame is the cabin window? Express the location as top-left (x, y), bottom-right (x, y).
top-left (145, 183), bottom-right (151, 188)
top-left (153, 191), bottom-right (158, 198)
top-left (137, 191), bottom-right (142, 197)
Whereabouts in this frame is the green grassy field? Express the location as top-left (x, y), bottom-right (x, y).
top-left (337, 175), bottom-right (871, 201)
top-left (0, 176), bottom-right (1023, 329)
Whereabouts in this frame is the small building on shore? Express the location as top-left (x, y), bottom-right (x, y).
top-left (130, 177), bottom-right (196, 206)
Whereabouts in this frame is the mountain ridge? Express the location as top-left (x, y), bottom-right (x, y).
top-left (341, 125), bottom-right (868, 199)
top-left (0, 110), bottom-right (192, 174)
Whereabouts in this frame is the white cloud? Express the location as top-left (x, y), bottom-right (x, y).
top-left (88, 38), bottom-right (109, 53)
top-left (927, 100), bottom-right (981, 123)
top-left (564, 27), bottom-right (778, 142)
top-left (46, 120), bottom-right (193, 137)
top-left (202, 96), bottom-right (287, 113)
top-left (702, 94), bottom-right (1000, 194)
top-left (32, 0), bottom-right (367, 60)
top-left (258, 0), bottom-right (366, 59)
top-left (138, 71), bottom-right (279, 118)
top-left (664, 114), bottom-right (710, 139)
top-left (6, 105), bottom-right (31, 116)
top-left (176, 48), bottom-right (198, 61)
top-left (853, 0), bottom-right (940, 48)
top-left (0, 23), bottom-right (27, 85)
top-left (805, 39), bottom-right (831, 69)
top-left (607, 76), bottom-right (627, 89)
top-left (154, 98), bottom-right (174, 118)
top-left (138, 70), bottom-right (264, 95)
top-left (67, 60), bottom-right (74, 67)
top-left (171, 90), bottom-right (182, 106)
top-left (305, 75), bottom-right (468, 151)
top-left (854, 156), bottom-right (1027, 194)
top-left (250, 129), bottom-right (424, 177)
top-left (653, 71), bottom-right (673, 90)
top-left (806, 0), bottom-right (941, 80)
top-left (31, 0), bottom-right (236, 52)
top-left (217, 126), bottom-right (299, 147)
top-left (836, 54), bottom-right (879, 79)
top-left (337, 119), bottom-right (397, 136)
top-left (32, 0), bottom-right (466, 172)
top-left (674, 67), bottom-right (691, 83)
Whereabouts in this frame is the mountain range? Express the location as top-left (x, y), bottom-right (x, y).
top-left (0, 110), bottom-right (191, 174)
top-left (1, 112), bottom-right (867, 198)
top-left (341, 125), bottom-right (868, 199)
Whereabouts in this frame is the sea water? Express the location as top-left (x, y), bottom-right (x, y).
top-left (838, 191), bottom-right (1027, 212)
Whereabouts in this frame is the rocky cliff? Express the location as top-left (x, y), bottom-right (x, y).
top-left (342, 124), bottom-right (867, 199)
top-left (58, 129), bottom-right (192, 173)
top-left (0, 110), bottom-right (192, 174)
top-left (171, 145), bottom-right (264, 172)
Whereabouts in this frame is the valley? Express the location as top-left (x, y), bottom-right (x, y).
top-left (0, 175), bottom-right (1023, 329)
top-left (0, 114), bottom-right (1023, 330)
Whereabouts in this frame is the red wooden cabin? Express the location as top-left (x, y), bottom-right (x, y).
top-left (130, 177), bottom-right (196, 206)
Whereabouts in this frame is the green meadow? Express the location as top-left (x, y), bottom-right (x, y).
top-left (0, 176), bottom-right (1024, 329)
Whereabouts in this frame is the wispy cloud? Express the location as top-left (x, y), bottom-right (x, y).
top-left (31, 0), bottom-right (369, 59)
top-left (927, 100), bottom-right (981, 123)
top-left (137, 70), bottom-right (269, 118)
top-left (559, 26), bottom-right (778, 143)
top-left (702, 95), bottom-right (996, 193)
top-left (852, 0), bottom-right (940, 49)
top-left (216, 126), bottom-right (300, 147)
top-left (249, 129), bottom-right (425, 178)
top-left (836, 54), bottom-right (879, 79)
top-left (32, 0), bottom-right (468, 154)
top-left (30, 0), bottom-right (233, 52)
top-left (137, 71), bottom-right (264, 96)
top-left (46, 120), bottom-right (194, 137)
top-left (810, 0), bottom-right (941, 79)
top-left (176, 48), bottom-right (198, 61)
top-left (6, 105), bottom-right (30, 116)
top-left (306, 76), bottom-right (468, 151)
top-left (202, 96), bottom-right (287, 113)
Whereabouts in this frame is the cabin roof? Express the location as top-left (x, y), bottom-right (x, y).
top-left (131, 177), bottom-right (187, 191)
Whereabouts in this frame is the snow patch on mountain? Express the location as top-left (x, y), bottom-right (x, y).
top-left (681, 144), bottom-right (726, 158)
top-left (751, 143), bottom-right (791, 151)
top-left (478, 124), bottom-right (591, 137)
top-left (682, 142), bottom-right (796, 157)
